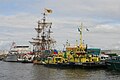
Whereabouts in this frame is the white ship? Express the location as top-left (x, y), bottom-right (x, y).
top-left (4, 42), bottom-right (31, 62)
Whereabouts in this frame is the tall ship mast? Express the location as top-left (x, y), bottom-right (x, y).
top-left (29, 9), bottom-right (56, 54)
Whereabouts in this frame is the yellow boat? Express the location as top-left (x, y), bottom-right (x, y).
top-left (44, 23), bottom-right (106, 68)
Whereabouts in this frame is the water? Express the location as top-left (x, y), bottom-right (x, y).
top-left (0, 61), bottom-right (120, 80)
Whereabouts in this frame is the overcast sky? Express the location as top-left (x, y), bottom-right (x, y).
top-left (0, 0), bottom-right (120, 50)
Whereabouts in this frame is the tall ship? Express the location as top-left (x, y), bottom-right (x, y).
top-left (29, 9), bottom-right (56, 64)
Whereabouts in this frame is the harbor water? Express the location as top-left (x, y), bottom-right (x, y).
top-left (0, 61), bottom-right (120, 80)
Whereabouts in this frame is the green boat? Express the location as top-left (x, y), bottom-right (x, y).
top-left (105, 56), bottom-right (120, 71)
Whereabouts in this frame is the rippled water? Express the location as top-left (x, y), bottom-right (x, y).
top-left (0, 61), bottom-right (120, 80)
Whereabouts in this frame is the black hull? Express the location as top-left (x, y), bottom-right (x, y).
top-left (105, 62), bottom-right (120, 71)
top-left (21, 61), bottom-right (33, 63)
top-left (44, 62), bottom-right (107, 69)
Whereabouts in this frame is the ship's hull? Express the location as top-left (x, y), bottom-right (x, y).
top-left (106, 61), bottom-right (120, 71)
top-left (44, 62), bottom-right (106, 69)
top-left (21, 60), bottom-right (33, 63)
top-left (4, 54), bottom-right (18, 62)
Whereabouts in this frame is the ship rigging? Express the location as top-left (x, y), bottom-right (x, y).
top-left (29, 9), bottom-right (56, 53)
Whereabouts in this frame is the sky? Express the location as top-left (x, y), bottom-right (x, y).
top-left (0, 0), bottom-right (120, 50)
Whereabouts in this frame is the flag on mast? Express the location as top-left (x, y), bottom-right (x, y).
top-left (44, 8), bottom-right (52, 14)
top-left (78, 28), bottom-right (80, 32)
top-left (78, 28), bottom-right (82, 34)
top-left (86, 28), bottom-right (89, 31)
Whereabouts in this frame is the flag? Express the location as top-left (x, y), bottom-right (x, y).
top-left (78, 28), bottom-right (80, 32)
top-left (45, 8), bottom-right (52, 13)
top-left (78, 28), bottom-right (82, 34)
top-left (86, 28), bottom-right (89, 31)
top-left (54, 49), bottom-right (58, 54)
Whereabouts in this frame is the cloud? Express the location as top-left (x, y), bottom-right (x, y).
top-left (0, 0), bottom-right (120, 50)
top-left (0, 13), bottom-right (37, 28)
